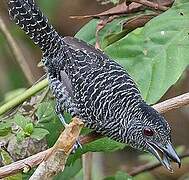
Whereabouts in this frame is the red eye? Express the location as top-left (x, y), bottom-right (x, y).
top-left (143, 127), bottom-right (154, 136)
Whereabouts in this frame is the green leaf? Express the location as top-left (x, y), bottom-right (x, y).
top-left (109, 0), bottom-right (120, 5)
top-left (133, 172), bottom-right (155, 180)
top-left (16, 130), bottom-right (25, 142)
top-left (115, 172), bottom-right (132, 180)
top-left (104, 171), bottom-right (132, 180)
top-left (36, 101), bottom-right (63, 146)
top-left (1, 149), bottom-right (13, 165)
top-left (30, 128), bottom-right (49, 141)
top-left (0, 149), bottom-right (23, 180)
top-left (105, 1), bottom-right (189, 104)
top-left (23, 123), bottom-right (34, 135)
top-left (68, 137), bottom-right (125, 164)
top-left (174, 0), bottom-right (188, 5)
top-left (4, 174), bottom-right (23, 180)
top-left (75, 18), bottom-right (126, 49)
top-left (36, 101), bottom-right (56, 123)
top-left (14, 114), bottom-right (31, 129)
top-left (54, 159), bottom-right (82, 180)
top-left (0, 121), bottom-right (12, 136)
top-left (76, 0), bottom-right (189, 104)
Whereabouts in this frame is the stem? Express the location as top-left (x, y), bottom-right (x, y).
top-left (83, 152), bottom-right (93, 180)
top-left (0, 79), bottom-right (48, 115)
top-left (0, 16), bottom-right (35, 85)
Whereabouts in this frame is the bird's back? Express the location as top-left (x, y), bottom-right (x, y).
top-left (59, 37), bottom-right (142, 141)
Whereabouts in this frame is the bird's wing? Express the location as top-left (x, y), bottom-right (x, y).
top-left (59, 70), bottom-right (74, 98)
top-left (58, 36), bottom-right (109, 99)
top-left (63, 36), bottom-right (109, 60)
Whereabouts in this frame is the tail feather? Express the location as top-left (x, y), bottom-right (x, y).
top-left (8, 0), bottom-right (63, 57)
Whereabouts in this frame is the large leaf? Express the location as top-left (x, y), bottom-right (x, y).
top-left (0, 120), bottom-right (12, 137)
top-left (76, 0), bottom-right (189, 104)
top-left (54, 159), bottom-right (82, 180)
top-left (68, 137), bottom-right (125, 164)
top-left (30, 128), bottom-right (49, 141)
top-left (76, 18), bottom-right (126, 49)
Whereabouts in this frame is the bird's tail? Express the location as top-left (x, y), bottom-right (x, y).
top-left (8, 0), bottom-right (63, 57)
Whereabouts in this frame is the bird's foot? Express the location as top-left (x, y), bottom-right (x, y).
top-left (57, 113), bottom-right (68, 127)
top-left (71, 140), bottom-right (82, 153)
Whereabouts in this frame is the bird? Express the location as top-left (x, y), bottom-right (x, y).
top-left (8, 0), bottom-right (180, 171)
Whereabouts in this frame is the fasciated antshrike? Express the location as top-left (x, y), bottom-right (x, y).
top-left (8, 0), bottom-right (180, 170)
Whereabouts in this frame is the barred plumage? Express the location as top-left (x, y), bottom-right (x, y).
top-left (8, 0), bottom-right (181, 170)
top-left (8, 0), bottom-right (62, 57)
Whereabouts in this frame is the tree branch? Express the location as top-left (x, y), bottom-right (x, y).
top-left (0, 91), bottom-right (189, 178)
top-left (0, 131), bottom-right (102, 179)
top-left (70, 0), bottom-right (173, 19)
top-left (29, 117), bottom-right (84, 180)
top-left (152, 92), bottom-right (189, 113)
top-left (129, 150), bottom-right (189, 176)
top-left (83, 152), bottom-right (93, 180)
top-left (0, 15), bottom-right (34, 85)
top-left (70, 2), bottom-right (143, 19)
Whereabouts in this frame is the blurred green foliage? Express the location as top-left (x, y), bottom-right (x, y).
top-left (0, 149), bottom-right (23, 179)
top-left (0, 0), bottom-right (189, 179)
top-left (104, 171), bottom-right (132, 180)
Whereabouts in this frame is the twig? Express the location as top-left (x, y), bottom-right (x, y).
top-left (0, 148), bottom-right (51, 179)
top-left (70, 0), bottom-right (173, 19)
top-left (1, 92), bottom-right (189, 178)
top-left (70, 2), bottom-right (143, 19)
top-left (95, 16), bottom-right (117, 49)
top-left (0, 15), bottom-right (34, 85)
top-left (123, 13), bottom-right (157, 32)
top-left (130, 0), bottom-right (169, 11)
top-left (129, 151), bottom-right (189, 176)
top-left (100, 13), bottom-right (157, 48)
top-left (29, 117), bottom-right (84, 180)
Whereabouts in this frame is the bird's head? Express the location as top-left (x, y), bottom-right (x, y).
top-left (126, 102), bottom-right (181, 171)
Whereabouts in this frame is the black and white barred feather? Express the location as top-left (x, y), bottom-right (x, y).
top-left (8, 0), bottom-right (171, 148)
top-left (8, 0), bottom-right (62, 57)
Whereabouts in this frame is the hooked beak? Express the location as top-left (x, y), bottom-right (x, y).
top-left (148, 141), bottom-right (181, 172)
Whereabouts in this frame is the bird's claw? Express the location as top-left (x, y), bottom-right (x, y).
top-left (71, 140), bottom-right (82, 153)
